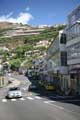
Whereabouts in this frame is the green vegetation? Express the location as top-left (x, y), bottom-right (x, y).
top-left (0, 24), bottom-right (66, 44)
top-left (10, 58), bottom-right (22, 71)
top-left (24, 25), bottom-right (66, 43)
top-left (0, 24), bottom-right (66, 68)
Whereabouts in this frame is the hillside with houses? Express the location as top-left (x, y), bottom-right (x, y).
top-left (0, 22), bottom-right (66, 69)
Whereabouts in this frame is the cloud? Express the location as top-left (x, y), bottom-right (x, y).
top-left (26, 7), bottom-right (30, 11)
top-left (0, 12), bottom-right (33, 24)
top-left (6, 12), bottom-right (13, 18)
top-left (39, 24), bottom-right (50, 28)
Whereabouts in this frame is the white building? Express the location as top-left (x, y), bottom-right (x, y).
top-left (35, 40), bottom-right (50, 48)
top-left (66, 5), bottom-right (80, 94)
top-left (45, 30), bottom-right (68, 92)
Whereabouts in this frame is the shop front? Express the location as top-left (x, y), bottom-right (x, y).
top-left (69, 65), bottom-right (80, 95)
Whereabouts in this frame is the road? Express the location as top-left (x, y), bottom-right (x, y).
top-left (0, 73), bottom-right (80, 120)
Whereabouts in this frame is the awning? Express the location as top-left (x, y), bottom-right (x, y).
top-left (69, 68), bottom-right (80, 74)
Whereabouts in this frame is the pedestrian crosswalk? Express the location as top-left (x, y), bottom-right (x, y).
top-left (1, 96), bottom-right (55, 105)
top-left (27, 96), bottom-right (34, 100)
top-left (1, 96), bottom-right (42, 103)
top-left (11, 99), bottom-right (17, 101)
top-left (20, 98), bottom-right (25, 101)
top-left (35, 96), bottom-right (42, 100)
top-left (2, 99), bottom-right (7, 103)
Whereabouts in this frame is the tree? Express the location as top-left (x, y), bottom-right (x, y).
top-left (10, 59), bottom-right (21, 71)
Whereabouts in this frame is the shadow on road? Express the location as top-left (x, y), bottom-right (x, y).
top-left (33, 89), bottom-right (80, 106)
top-left (28, 78), bottom-right (80, 107)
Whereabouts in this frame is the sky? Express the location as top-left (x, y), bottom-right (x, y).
top-left (0, 0), bottom-right (80, 26)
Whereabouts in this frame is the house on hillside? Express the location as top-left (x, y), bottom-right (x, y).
top-left (34, 40), bottom-right (51, 48)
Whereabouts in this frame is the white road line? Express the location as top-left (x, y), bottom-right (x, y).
top-left (35, 96), bottom-right (42, 100)
top-left (50, 103), bottom-right (64, 110)
top-left (44, 100), bottom-right (64, 110)
top-left (44, 100), bottom-right (56, 104)
top-left (11, 99), bottom-right (16, 101)
top-left (2, 99), bottom-right (7, 103)
top-left (27, 97), bottom-right (34, 100)
top-left (19, 98), bottom-right (25, 101)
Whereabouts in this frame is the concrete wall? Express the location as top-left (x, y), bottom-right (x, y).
top-left (0, 76), bottom-right (8, 87)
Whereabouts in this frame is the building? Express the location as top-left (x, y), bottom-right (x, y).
top-left (25, 50), bottom-right (42, 57)
top-left (66, 5), bottom-right (80, 95)
top-left (0, 64), bottom-right (8, 87)
top-left (45, 30), bottom-right (68, 93)
top-left (34, 40), bottom-right (50, 48)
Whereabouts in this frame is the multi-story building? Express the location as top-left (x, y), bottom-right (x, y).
top-left (46, 30), bottom-right (68, 92)
top-left (32, 58), bottom-right (46, 73)
top-left (25, 50), bottom-right (42, 57)
top-left (66, 5), bottom-right (80, 94)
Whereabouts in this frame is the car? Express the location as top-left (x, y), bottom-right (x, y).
top-left (6, 87), bottom-right (22, 99)
top-left (28, 84), bottom-right (37, 91)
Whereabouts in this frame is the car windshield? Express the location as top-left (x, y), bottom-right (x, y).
top-left (9, 87), bottom-right (20, 91)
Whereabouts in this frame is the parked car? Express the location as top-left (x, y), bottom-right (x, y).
top-left (28, 84), bottom-right (37, 91)
top-left (6, 87), bottom-right (22, 99)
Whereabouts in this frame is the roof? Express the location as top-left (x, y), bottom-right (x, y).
top-left (46, 30), bottom-right (65, 53)
top-left (68, 4), bottom-right (80, 17)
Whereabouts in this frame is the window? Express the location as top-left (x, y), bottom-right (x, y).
top-left (60, 33), bottom-right (66, 44)
top-left (9, 87), bottom-right (20, 91)
top-left (61, 52), bottom-right (67, 66)
top-left (67, 42), bottom-right (80, 60)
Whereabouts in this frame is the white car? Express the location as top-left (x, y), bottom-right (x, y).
top-left (6, 87), bottom-right (22, 99)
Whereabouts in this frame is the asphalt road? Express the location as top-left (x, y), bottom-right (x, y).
top-left (0, 73), bottom-right (80, 120)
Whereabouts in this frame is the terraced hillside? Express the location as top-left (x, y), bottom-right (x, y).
top-left (0, 22), bottom-right (66, 68)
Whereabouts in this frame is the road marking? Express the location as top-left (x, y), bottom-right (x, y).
top-left (35, 96), bottom-right (42, 100)
top-left (27, 97), bottom-right (34, 100)
top-left (11, 99), bottom-right (16, 101)
top-left (44, 100), bottom-right (56, 104)
top-left (2, 99), bottom-right (7, 103)
top-left (44, 100), bottom-right (64, 110)
top-left (20, 98), bottom-right (25, 101)
top-left (50, 103), bottom-right (64, 110)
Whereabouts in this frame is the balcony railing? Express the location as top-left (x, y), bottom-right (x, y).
top-left (67, 33), bottom-right (80, 41)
